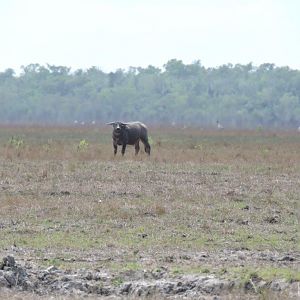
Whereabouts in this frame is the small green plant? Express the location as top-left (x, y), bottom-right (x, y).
top-left (44, 258), bottom-right (63, 268)
top-left (202, 268), bottom-right (210, 273)
top-left (9, 136), bottom-right (24, 149)
top-left (148, 136), bottom-right (154, 145)
top-left (112, 276), bottom-right (124, 287)
top-left (77, 139), bottom-right (89, 151)
top-left (172, 267), bottom-right (183, 274)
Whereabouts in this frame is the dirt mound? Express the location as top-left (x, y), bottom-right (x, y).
top-left (0, 256), bottom-right (299, 299)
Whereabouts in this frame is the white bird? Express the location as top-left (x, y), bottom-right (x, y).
top-left (216, 120), bottom-right (224, 130)
top-left (297, 126), bottom-right (300, 133)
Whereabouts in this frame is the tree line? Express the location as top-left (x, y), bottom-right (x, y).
top-left (0, 60), bottom-right (299, 128)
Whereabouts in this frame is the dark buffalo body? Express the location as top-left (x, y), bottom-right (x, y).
top-left (107, 121), bottom-right (151, 156)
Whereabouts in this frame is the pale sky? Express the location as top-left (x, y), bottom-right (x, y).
top-left (0, 0), bottom-right (299, 73)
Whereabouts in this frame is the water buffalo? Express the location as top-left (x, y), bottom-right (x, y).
top-left (106, 121), bottom-right (151, 156)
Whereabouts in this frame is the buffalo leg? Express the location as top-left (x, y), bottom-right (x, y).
top-left (121, 144), bottom-right (126, 156)
top-left (145, 144), bottom-right (151, 155)
top-left (113, 144), bottom-right (117, 155)
top-left (135, 141), bottom-right (140, 155)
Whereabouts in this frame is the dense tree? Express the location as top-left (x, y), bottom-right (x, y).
top-left (0, 61), bottom-right (299, 128)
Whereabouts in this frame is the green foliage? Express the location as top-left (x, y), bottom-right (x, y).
top-left (0, 61), bottom-right (300, 128)
top-left (44, 258), bottom-right (64, 268)
top-left (77, 139), bottom-right (89, 151)
top-left (148, 136), bottom-right (154, 146)
top-left (229, 266), bottom-right (300, 283)
top-left (8, 136), bottom-right (24, 149)
top-left (112, 277), bottom-right (124, 287)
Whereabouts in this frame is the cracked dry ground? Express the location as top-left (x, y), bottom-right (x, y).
top-left (0, 128), bottom-right (299, 298)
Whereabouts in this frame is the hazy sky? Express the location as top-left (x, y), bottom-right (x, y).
top-left (1, 0), bottom-right (299, 73)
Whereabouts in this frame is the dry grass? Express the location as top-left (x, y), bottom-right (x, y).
top-left (1, 125), bottom-right (299, 164)
top-left (0, 125), bottom-right (299, 284)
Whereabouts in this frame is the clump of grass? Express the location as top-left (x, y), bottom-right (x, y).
top-left (8, 136), bottom-right (24, 149)
top-left (77, 139), bottom-right (89, 151)
top-left (155, 204), bottom-right (166, 215)
top-left (112, 276), bottom-right (124, 287)
top-left (228, 266), bottom-right (300, 284)
top-left (44, 257), bottom-right (64, 268)
top-left (148, 136), bottom-right (154, 145)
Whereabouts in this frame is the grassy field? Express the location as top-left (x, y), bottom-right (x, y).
top-left (0, 125), bottom-right (299, 290)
